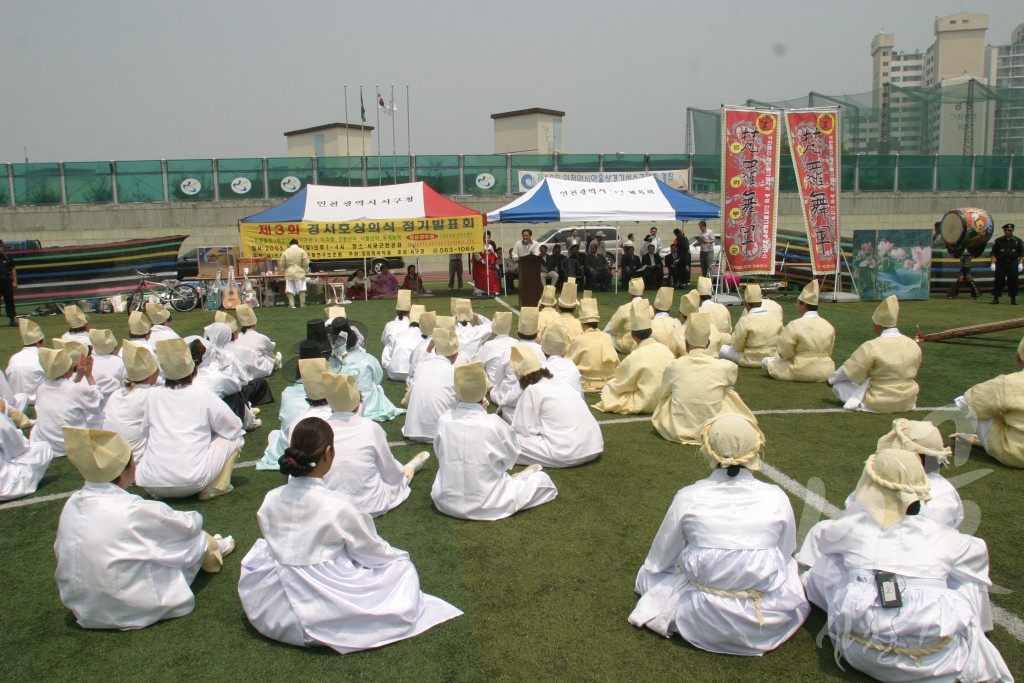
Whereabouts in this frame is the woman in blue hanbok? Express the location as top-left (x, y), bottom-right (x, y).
top-left (328, 318), bottom-right (405, 422)
top-left (257, 353), bottom-right (332, 470)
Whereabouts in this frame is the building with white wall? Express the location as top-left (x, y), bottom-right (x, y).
top-left (491, 108), bottom-right (565, 154)
top-left (285, 123), bottom-right (373, 158)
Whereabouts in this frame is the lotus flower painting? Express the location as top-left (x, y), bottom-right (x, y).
top-left (851, 229), bottom-right (932, 301)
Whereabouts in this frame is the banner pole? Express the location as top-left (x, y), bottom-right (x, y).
top-left (406, 85), bottom-right (412, 157)
top-left (375, 85), bottom-right (383, 186)
top-left (391, 84), bottom-right (398, 182)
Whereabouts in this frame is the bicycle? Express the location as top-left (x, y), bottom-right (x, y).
top-left (127, 271), bottom-right (200, 313)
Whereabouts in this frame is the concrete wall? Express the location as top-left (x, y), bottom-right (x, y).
top-left (2, 192), bottom-right (1020, 276)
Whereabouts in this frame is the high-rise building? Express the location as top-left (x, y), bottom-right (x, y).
top-left (987, 23), bottom-right (1024, 154)
top-left (867, 12), bottom-right (999, 155)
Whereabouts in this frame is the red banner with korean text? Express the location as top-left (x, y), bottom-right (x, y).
top-left (721, 107), bottom-right (780, 275)
top-left (786, 108), bottom-right (841, 275)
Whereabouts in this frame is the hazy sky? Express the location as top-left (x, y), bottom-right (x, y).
top-left (2, 0), bottom-right (1020, 163)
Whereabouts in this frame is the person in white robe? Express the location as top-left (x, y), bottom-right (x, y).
top-left (566, 297), bottom-right (620, 393)
top-left (87, 329), bottom-right (127, 410)
top-left (258, 351), bottom-right (332, 471)
top-left (536, 286), bottom-right (559, 337)
top-left (143, 302), bottom-right (180, 343)
top-left (762, 280), bottom-right (835, 383)
top-left (279, 238), bottom-right (311, 308)
top-left (491, 308), bottom-right (546, 420)
top-left (510, 348), bottom-right (602, 468)
top-left (30, 346), bottom-right (103, 457)
top-left (100, 341), bottom-right (159, 461)
top-left (233, 304), bottom-right (280, 378)
top-left (382, 305), bottom-right (425, 380)
top-left (6, 318), bottom-right (47, 403)
top-left (829, 295), bottom-right (922, 413)
top-left (476, 311), bottom-right (517, 385)
top-left (629, 414), bottom-right (809, 656)
top-left (539, 323), bottom-right (583, 395)
top-left (136, 338), bottom-right (244, 500)
top-left (60, 304), bottom-right (93, 348)
top-left (187, 336), bottom-right (259, 431)
top-left (126, 310), bottom-right (157, 354)
top-left (0, 403), bottom-right (53, 501)
top-left (952, 335), bottom-right (1024, 468)
top-left (796, 449), bottom-right (1011, 683)
top-left (238, 416), bottom-right (461, 652)
top-left (453, 299), bottom-right (493, 360)
top-left (322, 372), bottom-right (428, 517)
top-left (404, 311), bottom-right (439, 391)
top-left (719, 285), bottom-right (782, 368)
top-left (381, 289), bottom-right (413, 357)
top-left (55, 427), bottom-right (233, 630)
top-left (404, 329), bottom-right (461, 443)
top-left (431, 362), bottom-right (558, 520)
top-left (604, 278), bottom-right (646, 353)
top-left (0, 369), bottom-right (30, 424)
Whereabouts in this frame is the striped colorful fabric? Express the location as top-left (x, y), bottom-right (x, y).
top-left (9, 235), bottom-right (187, 306)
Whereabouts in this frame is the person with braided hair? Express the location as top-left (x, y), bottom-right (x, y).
top-left (238, 417), bottom-right (462, 653)
top-left (629, 414), bottom-right (808, 656)
top-left (796, 449), bottom-right (1010, 683)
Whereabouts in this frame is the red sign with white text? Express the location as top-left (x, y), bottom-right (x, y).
top-left (787, 109), bottom-right (841, 275)
top-left (721, 108), bottom-right (780, 275)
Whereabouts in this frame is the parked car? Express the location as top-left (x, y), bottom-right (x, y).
top-left (536, 226), bottom-right (623, 268)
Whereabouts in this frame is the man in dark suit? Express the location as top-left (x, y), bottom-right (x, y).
top-left (619, 245), bottom-right (641, 289)
top-left (638, 243), bottom-right (664, 290)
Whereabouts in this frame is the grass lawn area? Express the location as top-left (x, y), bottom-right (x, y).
top-left (1, 284), bottom-right (1021, 682)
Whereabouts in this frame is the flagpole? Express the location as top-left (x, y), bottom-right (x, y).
top-left (391, 83), bottom-right (397, 182)
top-left (343, 84), bottom-right (351, 186)
top-left (406, 84), bottom-right (412, 157)
top-left (359, 85), bottom-right (366, 161)
top-left (376, 85), bottom-right (385, 187)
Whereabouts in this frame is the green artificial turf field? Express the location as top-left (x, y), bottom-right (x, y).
top-left (0, 285), bottom-right (1021, 682)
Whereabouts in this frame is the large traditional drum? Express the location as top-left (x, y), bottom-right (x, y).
top-left (939, 208), bottom-right (994, 257)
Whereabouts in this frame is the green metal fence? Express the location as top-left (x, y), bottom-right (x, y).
top-left (1, 153), bottom-right (1019, 207)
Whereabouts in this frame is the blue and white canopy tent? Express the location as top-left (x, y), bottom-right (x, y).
top-left (486, 176), bottom-right (720, 223)
top-left (486, 176), bottom-right (721, 294)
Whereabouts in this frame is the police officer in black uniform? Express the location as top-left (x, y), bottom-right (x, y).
top-left (0, 240), bottom-right (17, 326)
top-left (990, 223), bottom-right (1024, 305)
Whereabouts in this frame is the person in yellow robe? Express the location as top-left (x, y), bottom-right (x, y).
top-left (650, 287), bottom-right (681, 351)
top-left (595, 300), bottom-right (674, 414)
top-left (828, 295), bottom-right (921, 413)
top-left (536, 285), bottom-right (559, 337)
top-left (719, 285), bottom-right (782, 368)
top-left (696, 277), bottom-right (733, 336)
top-left (546, 281), bottom-right (583, 344)
top-left (566, 298), bottom-right (620, 393)
top-left (763, 280), bottom-right (836, 382)
top-left (668, 289), bottom-right (723, 358)
top-left (604, 278), bottom-right (646, 353)
top-left (953, 335), bottom-right (1024, 468)
top-left (652, 312), bottom-right (755, 444)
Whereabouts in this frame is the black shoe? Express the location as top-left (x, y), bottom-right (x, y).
top-left (8, 317), bottom-right (15, 327)
top-left (991, 297), bottom-right (1000, 305)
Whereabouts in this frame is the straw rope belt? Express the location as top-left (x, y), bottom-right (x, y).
top-left (688, 579), bottom-right (766, 626)
top-left (846, 634), bottom-right (953, 667)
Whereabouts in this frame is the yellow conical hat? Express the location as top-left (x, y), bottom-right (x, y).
top-left (872, 295), bottom-right (899, 328)
top-left (629, 299), bottom-right (653, 331)
top-left (685, 311), bottom-right (711, 348)
top-left (679, 289), bottom-right (700, 316)
top-left (121, 340), bottom-right (159, 382)
top-left (214, 311), bottom-right (238, 332)
top-left (155, 338), bottom-right (195, 381)
top-left (298, 359), bottom-right (329, 401)
top-left (492, 311), bottom-right (513, 336)
top-left (697, 277), bottom-right (713, 296)
top-left (128, 311), bottom-right (151, 336)
top-left (518, 307), bottom-right (540, 336)
top-left (235, 304), bottom-right (258, 328)
top-left (19, 318), bottom-right (44, 345)
top-left (579, 298), bottom-right (600, 324)
top-left (409, 305), bottom-right (426, 324)
top-left (540, 323), bottom-right (569, 356)
top-left (63, 304), bottom-right (88, 328)
top-left (510, 344), bottom-right (542, 379)
top-left (433, 329), bottom-right (460, 356)
top-left (557, 282), bottom-right (579, 309)
top-left (396, 289), bottom-right (412, 312)
top-left (65, 427), bottom-right (132, 483)
top-left (53, 338), bottom-right (88, 366)
top-left (799, 279), bottom-right (820, 306)
top-left (145, 302), bottom-right (170, 325)
top-left (419, 311), bottom-right (438, 335)
top-left (539, 286), bottom-right (557, 307)
top-left (39, 347), bottom-right (73, 380)
top-left (88, 329), bottom-right (118, 356)
top-left (454, 362), bottom-right (487, 403)
top-left (744, 284), bottom-right (762, 304)
top-left (628, 278), bottom-right (644, 297)
top-left (323, 372), bottom-right (360, 412)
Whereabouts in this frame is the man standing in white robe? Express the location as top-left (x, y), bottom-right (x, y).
top-left (403, 329), bottom-right (461, 443)
top-left (54, 427), bottom-right (233, 630)
top-left (431, 362), bottom-right (557, 520)
top-left (629, 414), bottom-right (809, 656)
